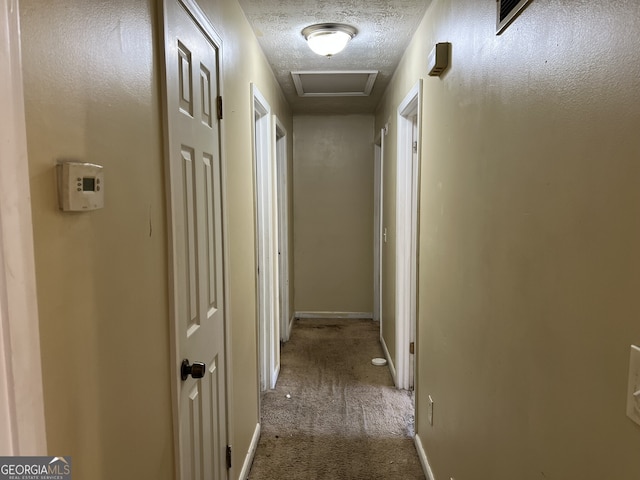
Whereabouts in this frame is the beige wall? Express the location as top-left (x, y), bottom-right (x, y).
top-left (293, 115), bottom-right (374, 314)
top-left (378, 0), bottom-right (640, 478)
top-left (21, 0), bottom-right (291, 478)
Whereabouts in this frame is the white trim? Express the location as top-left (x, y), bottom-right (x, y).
top-left (373, 142), bottom-right (381, 323)
top-left (252, 84), bottom-right (279, 391)
top-left (295, 311), bottom-right (373, 320)
top-left (214, 23), bottom-right (237, 480)
top-left (178, 0), bottom-right (217, 35)
top-left (271, 363), bottom-right (281, 390)
top-left (373, 127), bottom-right (385, 329)
top-left (395, 80), bottom-right (422, 391)
top-left (0, 0), bottom-right (47, 455)
top-left (274, 116), bottom-right (291, 343)
top-left (288, 314), bottom-right (295, 338)
top-left (380, 334), bottom-right (397, 386)
top-left (238, 423), bottom-right (261, 480)
top-left (414, 433), bottom-right (436, 480)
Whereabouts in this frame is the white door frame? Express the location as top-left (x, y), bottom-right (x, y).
top-left (251, 85), bottom-right (280, 391)
top-left (395, 80), bottom-right (422, 391)
top-left (0, 0), bottom-right (47, 455)
top-left (373, 128), bottom-right (385, 326)
top-left (274, 116), bottom-right (292, 342)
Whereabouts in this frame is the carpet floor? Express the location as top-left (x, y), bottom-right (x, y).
top-left (248, 318), bottom-right (426, 480)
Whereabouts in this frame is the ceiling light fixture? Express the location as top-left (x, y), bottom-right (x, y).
top-left (302, 23), bottom-right (357, 57)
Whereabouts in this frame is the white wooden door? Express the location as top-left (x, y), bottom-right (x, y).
top-left (396, 81), bottom-right (421, 391)
top-left (275, 117), bottom-right (290, 342)
top-left (252, 86), bottom-right (280, 391)
top-left (161, 1), bottom-right (227, 479)
top-left (409, 115), bottom-right (419, 391)
top-left (373, 133), bottom-right (384, 326)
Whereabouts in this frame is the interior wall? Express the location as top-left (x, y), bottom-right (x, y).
top-left (21, 0), bottom-right (292, 478)
top-left (20, 1), bottom-right (173, 478)
top-left (293, 114), bottom-right (374, 315)
top-left (377, 0), bottom-right (640, 479)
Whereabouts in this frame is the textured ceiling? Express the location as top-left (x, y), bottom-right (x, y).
top-left (237, 0), bottom-right (431, 114)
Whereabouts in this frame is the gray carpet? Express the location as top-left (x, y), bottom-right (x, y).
top-left (248, 318), bottom-right (426, 480)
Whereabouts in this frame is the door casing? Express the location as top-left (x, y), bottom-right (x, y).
top-left (274, 116), bottom-right (292, 342)
top-left (0, 0), bottom-right (47, 455)
top-left (373, 128), bottom-right (385, 327)
top-left (252, 84), bottom-right (280, 392)
top-left (395, 80), bottom-right (422, 391)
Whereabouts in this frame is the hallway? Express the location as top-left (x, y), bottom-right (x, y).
top-left (249, 318), bottom-right (424, 479)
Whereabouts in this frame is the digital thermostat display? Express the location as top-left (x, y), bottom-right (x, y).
top-left (82, 177), bottom-right (96, 192)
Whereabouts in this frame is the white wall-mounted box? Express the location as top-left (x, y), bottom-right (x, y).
top-left (56, 161), bottom-right (104, 212)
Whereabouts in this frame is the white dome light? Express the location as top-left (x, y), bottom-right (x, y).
top-left (302, 24), bottom-right (357, 57)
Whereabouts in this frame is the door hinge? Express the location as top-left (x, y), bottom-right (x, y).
top-left (412, 141), bottom-right (418, 153)
top-left (226, 445), bottom-right (232, 469)
top-left (217, 96), bottom-right (223, 120)
top-left (409, 341), bottom-right (415, 355)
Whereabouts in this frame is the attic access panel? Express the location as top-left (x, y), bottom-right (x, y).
top-left (496, 0), bottom-right (533, 34)
top-left (291, 71), bottom-right (378, 97)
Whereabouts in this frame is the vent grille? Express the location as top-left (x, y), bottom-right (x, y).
top-left (499, 0), bottom-right (520, 21)
top-left (496, 0), bottom-right (533, 34)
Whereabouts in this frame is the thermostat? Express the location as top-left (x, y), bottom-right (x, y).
top-left (56, 161), bottom-right (104, 211)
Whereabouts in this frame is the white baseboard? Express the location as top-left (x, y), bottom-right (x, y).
top-left (414, 433), bottom-right (436, 480)
top-left (380, 334), bottom-right (397, 386)
top-left (271, 363), bottom-right (280, 389)
top-left (288, 314), bottom-right (295, 337)
top-left (295, 311), bottom-right (373, 319)
top-left (239, 422), bottom-right (261, 480)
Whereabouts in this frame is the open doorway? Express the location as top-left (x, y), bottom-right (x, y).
top-left (395, 81), bottom-right (422, 391)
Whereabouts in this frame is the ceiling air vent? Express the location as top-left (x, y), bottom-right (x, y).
top-left (496, 0), bottom-right (533, 34)
top-left (291, 71), bottom-right (378, 97)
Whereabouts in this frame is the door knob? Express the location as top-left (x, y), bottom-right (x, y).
top-left (181, 359), bottom-right (206, 381)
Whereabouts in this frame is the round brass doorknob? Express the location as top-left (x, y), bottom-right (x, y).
top-left (181, 359), bottom-right (206, 381)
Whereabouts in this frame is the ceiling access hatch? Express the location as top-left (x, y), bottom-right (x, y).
top-left (291, 71), bottom-right (378, 97)
top-left (496, 0), bottom-right (534, 34)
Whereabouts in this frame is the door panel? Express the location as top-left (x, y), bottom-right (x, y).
top-left (187, 385), bottom-right (203, 479)
top-left (162, 1), bottom-right (227, 479)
